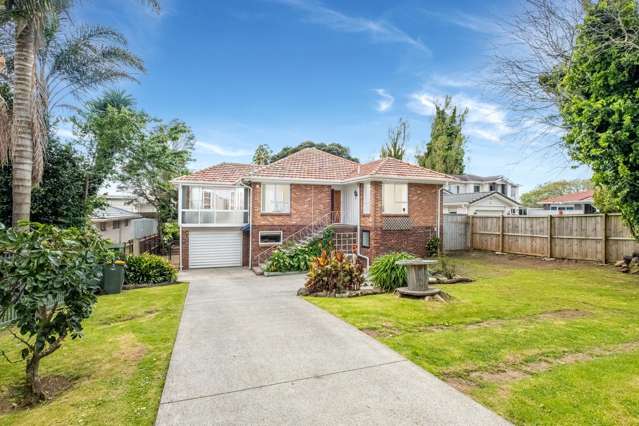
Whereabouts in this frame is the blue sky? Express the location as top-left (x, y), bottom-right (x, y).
top-left (70, 0), bottom-right (591, 193)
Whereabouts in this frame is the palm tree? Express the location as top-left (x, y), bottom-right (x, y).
top-left (0, 0), bottom-right (160, 225)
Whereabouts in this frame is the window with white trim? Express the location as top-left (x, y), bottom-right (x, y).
top-left (261, 184), bottom-right (290, 213)
top-left (362, 182), bottom-right (371, 215)
top-left (259, 231), bottom-right (283, 246)
top-left (361, 230), bottom-right (370, 248)
top-left (382, 183), bottom-right (408, 214)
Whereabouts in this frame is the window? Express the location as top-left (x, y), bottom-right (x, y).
top-left (203, 190), bottom-right (212, 209)
top-left (259, 231), bottom-right (283, 246)
top-left (382, 183), bottom-right (408, 214)
top-left (361, 230), bottom-right (370, 248)
top-left (113, 220), bottom-right (120, 229)
top-left (124, 220), bottom-right (130, 227)
top-left (449, 210), bottom-right (457, 215)
top-left (261, 184), bottom-right (290, 213)
top-left (99, 222), bottom-right (107, 232)
top-left (489, 183), bottom-right (496, 191)
top-left (473, 185), bottom-right (480, 193)
top-left (362, 183), bottom-right (371, 215)
top-left (456, 185), bottom-right (460, 194)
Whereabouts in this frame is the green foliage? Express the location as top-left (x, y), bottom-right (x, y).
top-left (162, 222), bottom-right (179, 245)
top-left (426, 235), bottom-right (441, 257)
top-left (270, 141), bottom-right (359, 163)
top-left (556, 0), bottom-right (639, 237)
top-left (0, 221), bottom-right (110, 398)
top-left (0, 139), bottom-right (91, 227)
top-left (369, 252), bottom-right (416, 292)
top-left (381, 118), bottom-right (408, 160)
top-left (416, 96), bottom-right (467, 174)
top-left (252, 144), bottom-right (272, 165)
top-left (124, 253), bottom-right (177, 285)
top-left (593, 185), bottom-right (621, 213)
top-left (305, 250), bottom-right (365, 294)
top-left (264, 227), bottom-right (334, 272)
top-left (520, 179), bottom-right (593, 207)
top-left (433, 256), bottom-right (456, 279)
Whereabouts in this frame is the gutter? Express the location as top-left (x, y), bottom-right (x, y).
top-left (355, 184), bottom-right (370, 271)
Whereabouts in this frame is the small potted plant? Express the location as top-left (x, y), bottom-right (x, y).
top-left (103, 258), bottom-right (126, 294)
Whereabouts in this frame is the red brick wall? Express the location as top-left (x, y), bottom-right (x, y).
top-left (180, 228), bottom-right (189, 270)
top-left (363, 182), bottom-right (442, 262)
top-left (251, 183), bottom-right (332, 226)
top-left (242, 230), bottom-right (250, 267)
top-left (251, 224), bottom-right (305, 266)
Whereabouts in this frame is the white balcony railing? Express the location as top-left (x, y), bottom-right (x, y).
top-left (181, 209), bottom-right (249, 226)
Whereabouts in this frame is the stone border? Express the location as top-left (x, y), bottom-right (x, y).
top-left (298, 287), bottom-right (383, 298)
top-left (263, 270), bottom-right (307, 277)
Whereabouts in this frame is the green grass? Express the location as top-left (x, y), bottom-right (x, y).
top-left (307, 252), bottom-right (639, 425)
top-left (0, 283), bottom-right (188, 426)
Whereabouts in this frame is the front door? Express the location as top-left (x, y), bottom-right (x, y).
top-left (332, 190), bottom-right (341, 221)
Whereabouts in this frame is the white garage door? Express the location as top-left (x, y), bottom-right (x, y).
top-left (189, 229), bottom-right (243, 268)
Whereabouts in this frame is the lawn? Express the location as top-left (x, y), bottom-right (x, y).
top-left (308, 252), bottom-right (639, 425)
top-left (0, 283), bottom-right (188, 426)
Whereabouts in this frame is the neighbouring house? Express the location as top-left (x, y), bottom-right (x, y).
top-left (447, 174), bottom-right (520, 201)
top-left (173, 147), bottom-right (451, 270)
top-left (443, 191), bottom-right (523, 216)
top-left (539, 189), bottom-right (597, 215)
top-left (91, 206), bottom-right (143, 244)
top-left (101, 188), bottom-right (158, 218)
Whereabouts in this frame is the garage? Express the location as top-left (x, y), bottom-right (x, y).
top-left (188, 229), bottom-right (243, 268)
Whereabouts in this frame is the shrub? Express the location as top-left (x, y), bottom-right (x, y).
top-left (264, 227), bottom-right (334, 272)
top-left (426, 236), bottom-right (440, 257)
top-left (125, 253), bottom-right (177, 285)
top-left (434, 256), bottom-right (456, 279)
top-left (0, 222), bottom-right (110, 399)
top-left (305, 250), bottom-right (364, 294)
top-left (369, 252), bottom-right (416, 292)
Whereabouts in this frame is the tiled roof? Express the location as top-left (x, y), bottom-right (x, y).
top-left (174, 163), bottom-right (260, 184)
top-left (349, 157), bottom-right (451, 181)
top-left (248, 148), bottom-right (359, 181)
top-left (176, 148), bottom-right (453, 184)
top-left (91, 206), bottom-right (141, 221)
top-left (540, 190), bottom-right (594, 204)
top-left (444, 191), bottom-right (520, 206)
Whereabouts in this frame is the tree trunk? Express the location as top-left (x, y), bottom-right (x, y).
top-left (26, 354), bottom-right (45, 400)
top-left (11, 22), bottom-right (36, 226)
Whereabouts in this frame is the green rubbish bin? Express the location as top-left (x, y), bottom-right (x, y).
top-left (103, 263), bottom-right (125, 294)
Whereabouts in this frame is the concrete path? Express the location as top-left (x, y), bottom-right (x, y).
top-left (156, 269), bottom-right (509, 425)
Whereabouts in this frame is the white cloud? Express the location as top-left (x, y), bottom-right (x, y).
top-left (423, 10), bottom-right (501, 35)
top-left (53, 123), bottom-right (74, 140)
top-left (429, 74), bottom-right (475, 88)
top-left (195, 141), bottom-right (253, 157)
top-left (407, 91), bottom-right (515, 144)
top-left (273, 0), bottom-right (428, 52)
top-left (373, 88), bottom-right (394, 112)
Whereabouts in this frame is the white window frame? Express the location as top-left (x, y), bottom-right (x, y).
top-left (361, 230), bottom-right (370, 248)
top-left (112, 220), bottom-right (120, 229)
top-left (261, 184), bottom-right (291, 214)
top-left (259, 231), bottom-right (283, 246)
top-left (362, 182), bottom-right (371, 215)
top-left (473, 185), bottom-right (480, 193)
top-left (382, 183), bottom-right (408, 215)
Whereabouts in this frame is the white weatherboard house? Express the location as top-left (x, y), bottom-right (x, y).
top-left (447, 174), bottom-right (520, 200)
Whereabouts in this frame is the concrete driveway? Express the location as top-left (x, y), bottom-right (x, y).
top-left (156, 269), bottom-right (509, 425)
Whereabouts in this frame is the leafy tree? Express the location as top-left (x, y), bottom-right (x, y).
top-left (0, 139), bottom-right (92, 227)
top-left (555, 0), bottom-right (639, 236)
top-left (416, 96), bottom-right (467, 174)
top-left (593, 185), bottom-right (621, 213)
top-left (71, 92), bottom-right (146, 203)
top-left (270, 141), bottom-right (359, 163)
top-left (0, 222), bottom-right (110, 400)
top-left (520, 179), bottom-right (593, 207)
top-left (252, 143), bottom-right (272, 165)
top-left (381, 118), bottom-right (408, 160)
top-left (119, 120), bottom-right (194, 249)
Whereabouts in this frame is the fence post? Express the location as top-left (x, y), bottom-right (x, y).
top-left (547, 215), bottom-right (552, 258)
top-left (499, 214), bottom-right (504, 253)
top-left (468, 215), bottom-right (473, 250)
top-left (601, 213), bottom-right (607, 264)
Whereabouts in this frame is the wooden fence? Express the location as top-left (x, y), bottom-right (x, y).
top-left (443, 213), bottom-right (639, 263)
top-left (443, 214), bottom-right (470, 251)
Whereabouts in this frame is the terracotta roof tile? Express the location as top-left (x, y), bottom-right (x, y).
top-left (248, 148), bottom-right (359, 181)
top-left (349, 157), bottom-right (451, 181)
top-left (540, 190), bottom-right (594, 204)
top-left (174, 163), bottom-right (260, 184)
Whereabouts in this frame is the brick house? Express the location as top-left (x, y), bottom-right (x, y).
top-left (173, 148), bottom-right (451, 270)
